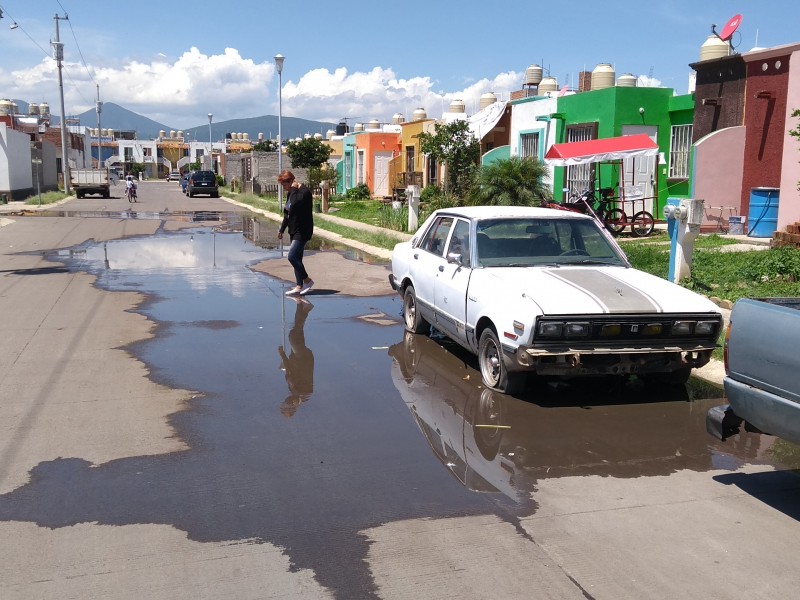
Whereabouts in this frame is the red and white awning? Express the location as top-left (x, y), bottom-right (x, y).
top-left (544, 134), bottom-right (658, 166)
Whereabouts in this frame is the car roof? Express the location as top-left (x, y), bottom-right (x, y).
top-left (433, 205), bottom-right (594, 222)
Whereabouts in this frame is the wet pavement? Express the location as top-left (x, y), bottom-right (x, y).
top-left (3, 190), bottom-right (800, 598)
top-left (2, 221), bottom-right (796, 598)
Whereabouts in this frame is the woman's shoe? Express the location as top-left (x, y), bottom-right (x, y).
top-left (285, 286), bottom-right (302, 296)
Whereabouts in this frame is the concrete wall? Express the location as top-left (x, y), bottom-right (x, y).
top-left (778, 49), bottom-right (800, 230)
top-left (0, 124), bottom-right (35, 199)
top-left (692, 126), bottom-right (746, 230)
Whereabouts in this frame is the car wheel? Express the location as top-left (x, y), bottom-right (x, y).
top-left (478, 328), bottom-right (525, 395)
top-left (473, 388), bottom-right (505, 460)
top-left (188, 190), bottom-right (194, 198)
top-left (403, 285), bottom-right (430, 335)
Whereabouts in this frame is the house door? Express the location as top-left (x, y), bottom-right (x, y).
top-left (621, 125), bottom-right (658, 214)
top-left (373, 152), bottom-right (392, 197)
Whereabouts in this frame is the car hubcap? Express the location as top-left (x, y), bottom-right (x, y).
top-left (482, 342), bottom-right (501, 385)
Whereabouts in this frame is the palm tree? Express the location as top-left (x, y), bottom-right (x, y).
top-left (468, 156), bottom-right (551, 207)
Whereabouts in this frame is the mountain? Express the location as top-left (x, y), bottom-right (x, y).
top-left (62, 102), bottom-right (335, 142)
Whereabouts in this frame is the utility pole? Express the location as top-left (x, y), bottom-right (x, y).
top-left (96, 84), bottom-right (102, 169)
top-left (53, 13), bottom-right (70, 193)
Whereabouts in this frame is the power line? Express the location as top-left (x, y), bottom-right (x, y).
top-left (58, 0), bottom-right (97, 85)
top-left (0, 3), bottom-right (52, 60)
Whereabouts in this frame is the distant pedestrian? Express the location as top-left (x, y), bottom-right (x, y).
top-left (277, 170), bottom-right (314, 296)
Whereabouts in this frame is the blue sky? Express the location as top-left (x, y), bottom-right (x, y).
top-left (0, 0), bottom-right (797, 130)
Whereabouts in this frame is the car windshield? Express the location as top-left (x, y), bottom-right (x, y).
top-left (475, 217), bottom-right (626, 268)
top-left (192, 171), bottom-right (215, 181)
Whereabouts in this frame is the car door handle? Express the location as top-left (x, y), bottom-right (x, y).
top-left (413, 253), bottom-right (419, 260)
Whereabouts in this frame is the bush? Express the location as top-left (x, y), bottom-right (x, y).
top-left (345, 183), bottom-right (371, 201)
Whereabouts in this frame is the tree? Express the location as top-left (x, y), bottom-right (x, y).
top-left (417, 120), bottom-right (480, 200)
top-left (285, 137), bottom-right (333, 169)
top-left (790, 108), bottom-right (800, 191)
top-left (468, 157), bottom-right (552, 207)
top-left (252, 139), bottom-right (278, 152)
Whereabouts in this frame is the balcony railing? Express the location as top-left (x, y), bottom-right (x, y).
top-left (393, 171), bottom-right (423, 189)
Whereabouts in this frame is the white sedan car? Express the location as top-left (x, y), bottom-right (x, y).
top-left (389, 206), bottom-right (722, 394)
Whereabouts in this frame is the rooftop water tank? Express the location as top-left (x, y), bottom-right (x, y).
top-left (243, 133), bottom-right (250, 140)
top-left (0, 99), bottom-right (13, 116)
top-left (177, 130), bottom-right (184, 138)
top-left (28, 102), bottom-right (40, 116)
top-left (700, 35), bottom-right (730, 61)
top-left (449, 99), bottom-right (466, 113)
top-left (102, 128), bottom-right (109, 136)
top-left (304, 133), bottom-right (312, 139)
top-left (159, 130), bottom-right (166, 138)
top-left (538, 77), bottom-right (558, 93)
top-left (40, 102), bottom-right (50, 116)
top-left (392, 113), bottom-right (405, 124)
top-left (591, 63), bottom-right (615, 90)
top-left (108, 129), bottom-right (114, 139)
top-left (479, 92), bottom-right (497, 110)
top-left (169, 130), bottom-right (176, 138)
top-left (412, 108), bottom-right (427, 121)
top-left (258, 132), bottom-right (264, 140)
top-left (313, 133), bottom-right (322, 140)
top-left (326, 129), bottom-right (335, 139)
top-left (367, 119), bottom-right (381, 130)
top-left (616, 73), bottom-right (637, 87)
top-left (525, 64), bottom-right (543, 86)
top-left (354, 123), bottom-right (364, 132)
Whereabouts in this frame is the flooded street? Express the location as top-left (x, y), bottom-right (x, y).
top-left (2, 197), bottom-right (799, 599)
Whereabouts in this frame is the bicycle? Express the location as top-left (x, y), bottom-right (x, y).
top-left (559, 187), bottom-right (654, 237)
top-left (561, 187), bottom-right (627, 235)
top-left (126, 183), bottom-right (137, 203)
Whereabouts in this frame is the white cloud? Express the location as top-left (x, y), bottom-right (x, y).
top-left (4, 47), bottom-right (527, 129)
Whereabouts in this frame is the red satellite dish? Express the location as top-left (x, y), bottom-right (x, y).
top-left (719, 14), bottom-right (743, 41)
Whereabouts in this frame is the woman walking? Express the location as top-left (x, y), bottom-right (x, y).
top-left (277, 170), bottom-right (314, 296)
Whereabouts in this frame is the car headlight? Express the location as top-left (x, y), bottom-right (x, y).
top-left (695, 320), bottom-right (718, 335)
top-left (672, 320), bottom-right (694, 335)
top-left (538, 322), bottom-right (563, 338)
top-left (564, 322), bottom-right (591, 338)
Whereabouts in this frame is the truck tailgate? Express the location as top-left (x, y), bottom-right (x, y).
top-left (726, 298), bottom-right (800, 405)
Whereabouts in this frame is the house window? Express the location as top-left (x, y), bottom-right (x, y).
top-left (405, 145), bottom-right (415, 173)
top-left (124, 147), bottom-right (133, 161)
top-left (669, 124), bottom-right (693, 179)
top-left (519, 132), bottom-right (539, 159)
top-left (357, 150), bottom-right (365, 185)
top-left (427, 156), bottom-right (438, 186)
top-left (344, 151), bottom-right (352, 190)
top-left (564, 123), bottom-right (596, 195)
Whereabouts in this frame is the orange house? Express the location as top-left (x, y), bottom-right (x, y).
top-left (351, 128), bottom-right (402, 198)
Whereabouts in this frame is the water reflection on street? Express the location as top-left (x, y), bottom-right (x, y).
top-left (389, 331), bottom-right (782, 504)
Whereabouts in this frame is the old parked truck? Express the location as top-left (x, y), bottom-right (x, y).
top-left (70, 168), bottom-right (110, 199)
top-left (707, 298), bottom-right (800, 445)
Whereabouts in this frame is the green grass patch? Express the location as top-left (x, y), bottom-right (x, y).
top-left (24, 191), bottom-right (69, 205)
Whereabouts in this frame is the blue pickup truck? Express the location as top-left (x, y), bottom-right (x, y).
top-left (707, 298), bottom-right (800, 444)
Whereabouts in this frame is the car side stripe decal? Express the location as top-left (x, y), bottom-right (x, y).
top-left (544, 270), bottom-right (661, 313)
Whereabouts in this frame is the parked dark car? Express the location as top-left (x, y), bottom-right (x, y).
top-left (187, 170), bottom-right (219, 198)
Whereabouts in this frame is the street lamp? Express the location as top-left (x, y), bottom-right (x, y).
top-left (207, 112), bottom-right (213, 171)
top-left (274, 53), bottom-right (284, 214)
top-left (53, 13), bottom-right (70, 193)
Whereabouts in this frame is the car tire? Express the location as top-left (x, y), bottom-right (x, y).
top-left (478, 328), bottom-right (525, 395)
top-left (403, 285), bottom-right (430, 335)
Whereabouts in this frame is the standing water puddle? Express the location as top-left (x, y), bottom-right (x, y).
top-left (0, 222), bottom-right (788, 598)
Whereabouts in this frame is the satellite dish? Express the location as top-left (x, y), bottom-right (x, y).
top-left (719, 14), bottom-right (743, 41)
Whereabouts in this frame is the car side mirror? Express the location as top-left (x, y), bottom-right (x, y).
top-left (446, 252), bottom-right (463, 266)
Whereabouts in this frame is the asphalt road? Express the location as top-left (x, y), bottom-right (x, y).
top-left (1, 181), bottom-right (799, 600)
